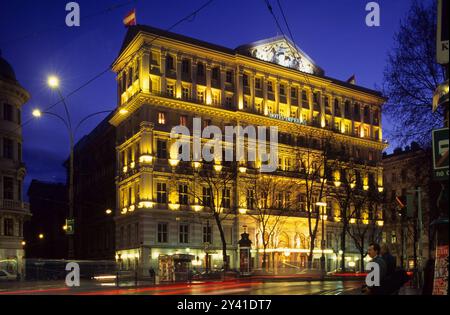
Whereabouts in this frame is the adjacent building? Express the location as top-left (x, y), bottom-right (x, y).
top-left (72, 113), bottom-right (116, 260)
top-left (382, 143), bottom-right (438, 270)
top-left (25, 180), bottom-right (67, 259)
top-left (0, 52), bottom-right (30, 275)
top-left (109, 25), bottom-right (387, 277)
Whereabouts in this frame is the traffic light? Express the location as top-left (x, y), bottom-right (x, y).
top-left (65, 219), bottom-right (75, 235)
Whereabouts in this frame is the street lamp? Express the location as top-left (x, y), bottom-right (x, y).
top-left (38, 233), bottom-right (44, 240)
top-left (316, 201), bottom-right (327, 276)
top-left (33, 76), bottom-right (124, 258)
top-left (106, 209), bottom-right (112, 215)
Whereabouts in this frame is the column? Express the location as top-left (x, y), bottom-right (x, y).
top-left (176, 53), bottom-right (182, 98)
top-left (350, 100), bottom-right (355, 136)
top-left (275, 78), bottom-right (280, 114)
top-left (308, 88), bottom-right (314, 123)
top-left (286, 82), bottom-right (291, 118)
top-left (191, 58), bottom-right (197, 99)
top-left (263, 74), bottom-right (268, 115)
top-left (320, 90), bottom-right (325, 127)
top-left (220, 64), bottom-right (226, 106)
top-left (331, 94), bottom-right (336, 129)
top-left (250, 70), bottom-right (256, 110)
top-left (206, 61), bottom-right (212, 104)
top-left (140, 50), bottom-right (150, 93)
top-left (160, 49), bottom-right (167, 93)
top-left (360, 103), bottom-right (364, 137)
top-left (369, 106), bottom-right (374, 139)
top-left (236, 66), bottom-right (243, 110)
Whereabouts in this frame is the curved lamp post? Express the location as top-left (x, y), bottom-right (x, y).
top-left (32, 75), bottom-right (122, 259)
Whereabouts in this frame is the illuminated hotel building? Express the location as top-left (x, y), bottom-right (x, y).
top-left (110, 25), bottom-right (387, 276)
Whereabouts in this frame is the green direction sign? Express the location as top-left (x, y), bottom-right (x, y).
top-left (432, 128), bottom-right (449, 180)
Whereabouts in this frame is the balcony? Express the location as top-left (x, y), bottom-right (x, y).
top-left (0, 199), bottom-right (29, 212)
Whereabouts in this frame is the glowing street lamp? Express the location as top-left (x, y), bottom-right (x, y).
top-left (47, 75), bottom-right (60, 89)
top-left (32, 109), bottom-right (42, 118)
top-left (106, 209), bottom-right (112, 215)
top-left (38, 233), bottom-right (44, 240)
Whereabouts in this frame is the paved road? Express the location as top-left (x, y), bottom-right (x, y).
top-left (0, 279), bottom-right (363, 295)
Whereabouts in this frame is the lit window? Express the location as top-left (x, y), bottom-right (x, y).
top-left (158, 112), bottom-right (166, 124)
top-left (167, 84), bottom-right (174, 97)
top-left (156, 183), bottom-right (167, 204)
top-left (179, 224), bottom-right (189, 243)
top-left (197, 90), bottom-right (205, 103)
top-left (157, 223), bottom-right (168, 243)
top-left (182, 87), bottom-right (190, 99)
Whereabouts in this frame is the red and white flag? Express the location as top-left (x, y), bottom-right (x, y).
top-left (123, 9), bottom-right (136, 27)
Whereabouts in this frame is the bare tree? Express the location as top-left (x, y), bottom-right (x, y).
top-left (187, 161), bottom-right (238, 271)
top-left (294, 136), bottom-right (333, 269)
top-left (382, 0), bottom-right (446, 147)
top-left (246, 175), bottom-right (296, 271)
top-left (347, 188), bottom-right (384, 271)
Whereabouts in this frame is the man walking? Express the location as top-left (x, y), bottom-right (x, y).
top-left (362, 243), bottom-right (387, 295)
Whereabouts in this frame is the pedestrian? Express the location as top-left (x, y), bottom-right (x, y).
top-left (381, 243), bottom-right (396, 277)
top-left (361, 243), bottom-right (387, 295)
top-left (149, 268), bottom-right (155, 284)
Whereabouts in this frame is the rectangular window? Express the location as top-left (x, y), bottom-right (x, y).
top-left (225, 96), bottom-right (232, 107)
top-left (158, 112), bottom-right (166, 124)
top-left (291, 88), bottom-right (297, 98)
top-left (167, 85), bottom-right (174, 97)
top-left (179, 184), bottom-right (188, 205)
top-left (166, 55), bottom-right (174, 70)
top-left (4, 218), bottom-right (14, 236)
top-left (182, 87), bottom-right (190, 99)
top-left (226, 71), bottom-right (233, 83)
top-left (279, 84), bottom-right (285, 96)
top-left (3, 138), bottom-right (13, 159)
top-left (157, 223), bottom-right (168, 243)
top-left (222, 188), bottom-right (231, 209)
top-left (156, 183), bottom-right (167, 204)
top-left (243, 74), bottom-right (248, 87)
top-left (255, 78), bottom-right (261, 89)
top-left (203, 224), bottom-right (212, 243)
top-left (3, 104), bottom-right (13, 121)
top-left (212, 93), bottom-right (219, 105)
top-left (197, 90), bottom-right (205, 103)
top-left (156, 140), bottom-right (167, 159)
top-left (179, 115), bottom-right (187, 126)
top-left (197, 63), bottom-right (204, 76)
top-left (391, 231), bottom-right (397, 244)
top-left (202, 187), bottom-right (212, 207)
top-left (181, 59), bottom-right (190, 74)
top-left (135, 223), bottom-right (139, 245)
top-left (267, 81), bottom-right (273, 92)
top-left (17, 180), bottom-right (22, 201)
top-left (247, 189), bottom-right (255, 210)
top-left (179, 224), bottom-right (189, 243)
top-left (3, 177), bottom-right (13, 200)
top-left (212, 67), bottom-right (220, 81)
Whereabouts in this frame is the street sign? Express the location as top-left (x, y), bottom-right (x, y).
top-left (432, 128), bottom-right (449, 180)
top-left (437, 0), bottom-right (449, 65)
top-left (65, 218), bottom-right (75, 235)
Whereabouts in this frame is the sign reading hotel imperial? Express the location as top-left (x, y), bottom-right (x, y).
top-left (269, 113), bottom-right (306, 125)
